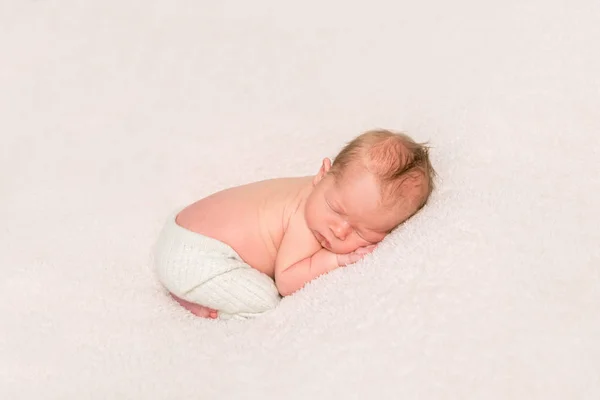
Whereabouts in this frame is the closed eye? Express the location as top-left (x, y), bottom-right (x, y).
top-left (326, 199), bottom-right (339, 214)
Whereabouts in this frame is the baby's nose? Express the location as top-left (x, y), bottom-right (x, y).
top-left (332, 221), bottom-right (351, 240)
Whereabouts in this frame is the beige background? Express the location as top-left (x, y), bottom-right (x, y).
top-left (1, 0), bottom-right (599, 398)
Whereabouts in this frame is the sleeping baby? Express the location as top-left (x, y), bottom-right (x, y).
top-left (153, 129), bottom-right (436, 319)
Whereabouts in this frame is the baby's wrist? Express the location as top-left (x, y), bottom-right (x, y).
top-left (334, 252), bottom-right (347, 267)
top-left (334, 253), bottom-right (341, 267)
top-left (309, 248), bottom-right (342, 274)
top-left (318, 248), bottom-right (343, 269)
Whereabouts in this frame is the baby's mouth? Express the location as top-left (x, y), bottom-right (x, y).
top-left (315, 231), bottom-right (330, 249)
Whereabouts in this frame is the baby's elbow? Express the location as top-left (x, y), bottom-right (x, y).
top-left (274, 274), bottom-right (298, 297)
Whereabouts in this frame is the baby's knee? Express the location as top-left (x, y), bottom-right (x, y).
top-left (154, 212), bottom-right (280, 319)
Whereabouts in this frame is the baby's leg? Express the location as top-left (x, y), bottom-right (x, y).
top-left (154, 215), bottom-right (280, 319)
top-left (170, 293), bottom-right (218, 319)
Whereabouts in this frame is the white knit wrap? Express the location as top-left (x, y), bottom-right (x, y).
top-left (153, 211), bottom-right (281, 319)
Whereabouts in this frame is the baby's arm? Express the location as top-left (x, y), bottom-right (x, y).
top-left (276, 246), bottom-right (376, 296)
top-left (275, 247), bottom-right (339, 296)
top-left (274, 215), bottom-right (375, 296)
top-left (273, 212), bottom-right (327, 296)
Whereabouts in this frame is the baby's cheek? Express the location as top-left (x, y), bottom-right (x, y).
top-left (354, 232), bottom-right (373, 246)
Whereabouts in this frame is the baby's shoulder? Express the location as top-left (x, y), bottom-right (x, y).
top-left (226, 176), bottom-right (310, 201)
top-left (278, 196), bottom-right (321, 252)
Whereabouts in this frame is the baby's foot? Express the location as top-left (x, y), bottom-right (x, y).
top-left (170, 293), bottom-right (218, 319)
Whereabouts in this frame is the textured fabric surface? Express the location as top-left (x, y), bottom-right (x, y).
top-left (1, 0), bottom-right (599, 399)
top-left (153, 209), bottom-right (280, 319)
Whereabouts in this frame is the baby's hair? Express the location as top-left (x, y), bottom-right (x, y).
top-left (330, 129), bottom-right (436, 210)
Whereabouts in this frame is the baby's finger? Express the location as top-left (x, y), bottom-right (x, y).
top-left (357, 244), bottom-right (377, 253)
top-left (352, 249), bottom-right (372, 259)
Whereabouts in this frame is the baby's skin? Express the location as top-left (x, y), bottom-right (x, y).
top-left (174, 157), bottom-right (424, 318)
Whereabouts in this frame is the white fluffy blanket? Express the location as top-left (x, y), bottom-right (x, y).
top-left (1, 0), bottom-right (598, 398)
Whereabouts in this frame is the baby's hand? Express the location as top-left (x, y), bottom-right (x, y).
top-left (336, 244), bottom-right (377, 266)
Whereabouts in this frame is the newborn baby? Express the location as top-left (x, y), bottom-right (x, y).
top-left (154, 129), bottom-right (435, 319)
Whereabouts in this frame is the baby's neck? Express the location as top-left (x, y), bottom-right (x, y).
top-left (281, 176), bottom-right (313, 225)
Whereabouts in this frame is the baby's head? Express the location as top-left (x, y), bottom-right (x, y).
top-left (305, 129), bottom-right (436, 254)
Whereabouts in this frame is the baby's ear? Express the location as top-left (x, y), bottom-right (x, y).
top-left (313, 158), bottom-right (332, 186)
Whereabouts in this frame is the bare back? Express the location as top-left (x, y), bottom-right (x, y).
top-left (175, 177), bottom-right (313, 277)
